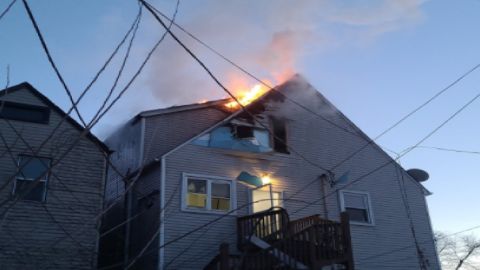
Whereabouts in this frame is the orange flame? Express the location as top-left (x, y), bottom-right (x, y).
top-left (224, 84), bottom-right (268, 109)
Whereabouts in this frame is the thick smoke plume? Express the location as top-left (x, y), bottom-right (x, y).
top-left (142, 0), bottom-right (425, 107)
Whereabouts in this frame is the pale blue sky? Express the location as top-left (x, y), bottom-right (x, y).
top-left (1, 0), bottom-right (479, 237)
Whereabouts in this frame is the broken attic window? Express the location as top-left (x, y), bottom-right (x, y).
top-left (234, 125), bottom-right (254, 139)
top-left (271, 117), bottom-right (289, 154)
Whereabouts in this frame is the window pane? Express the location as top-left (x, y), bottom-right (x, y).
top-left (187, 179), bottom-right (206, 194)
top-left (211, 198), bottom-right (230, 211)
top-left (346, 207), bottom-right (369, 223)
top-left (344, 193), bottom-right (366, 209)
top-left (211, 183), bottom-right (230, 198)
top-left (18, 156), bottom-right (50, 180)
top-left (15, 179), bottom-right (46, 201)
top-left (187, 193), bottom-right (206, 209)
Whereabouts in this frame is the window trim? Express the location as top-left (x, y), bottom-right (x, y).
top-left (338, 190), bottom-right (375, 226)
top-left (12, 155), bottom-right (51, 202)
top-left (248, 185), bottom-right (284, 214)
top-left (181, 173), bottom-right (237, 215)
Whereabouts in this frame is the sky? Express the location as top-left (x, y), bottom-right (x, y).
top-left (1, 0), bottom-right (480, 242)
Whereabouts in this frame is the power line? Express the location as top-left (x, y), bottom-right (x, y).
top-left (0, 0), bottom-right (16, 22)
top-left (0, 5), bottom-right (144, 204)
top-left (112, 1), bottom-right (480, 267)
top-left (356, 224), bottom-right (480, 264)
top-left (33, 3), bottom-right (181, 268)
top-left (116, 83), bottom-right (480, 267)
top-left (148, 3), bottom-right (480, 172)
top-left (294, 89), bottom-right (480, 215)
top-left (331, 63), bottom-right (480, 171)
top-left (21, 0), bottom-right (86, 126)
top-left (139, 0), bottom-right (331, 179)
top-left (412, 145), bottom-right (480, 155)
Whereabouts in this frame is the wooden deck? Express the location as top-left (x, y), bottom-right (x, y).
top-left (205, 208), bottom-right (354, 270)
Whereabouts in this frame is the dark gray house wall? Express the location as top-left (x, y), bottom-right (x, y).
top-left (0, 83), bottom-right (107, 270)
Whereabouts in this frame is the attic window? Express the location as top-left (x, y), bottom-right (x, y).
top-left (0, 101), bottom-right (50, 124)
top-left (271, 117), bottom-right (288, 153)
top-left (234, 125), bottom-right (254, 139)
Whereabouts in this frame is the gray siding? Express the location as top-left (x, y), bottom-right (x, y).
top-left (105, 118), bottom-right (142, 203)
top-left (143, 107), bottom-right (230, 161)
top-left (161, 80), bottom-right (439, 269)
top-left (0, 86), bottom-right (106, 269)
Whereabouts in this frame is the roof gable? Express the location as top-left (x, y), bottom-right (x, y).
top-left (0, 82), bottom-right (109, 153)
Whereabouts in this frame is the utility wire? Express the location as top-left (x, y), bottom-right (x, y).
top-left (357, 223), bottom-right (480, 263)
top-left (331, 63), bottom-right (480, 171)
top-left (115, 82), bottom-right (480, 268)
top-left (0, 6), bottom-right (143, 202)
top-left (294, 89), bottom-right (480, 215)
top-left (139, 0), bottom-right (331, 179)
top-left (411, 145), bottom-right (480, 155)
top-left (35, 3), bottom-right (180, 267)
top-left (148, 4), bottom-right (364, 141)
top-left (0, 0), bottom-right (16, 22)
top-left (21, 0), bottom-right (87, 126)
top-left (148, 4), bottom-right (480, 167)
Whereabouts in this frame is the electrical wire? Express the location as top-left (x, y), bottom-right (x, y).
top-left (115, 76), bottom-right (480, 268)
top-left (21, 0), bottom-right (87, 126)
top-left (0, 0), bottom-right (16, 22)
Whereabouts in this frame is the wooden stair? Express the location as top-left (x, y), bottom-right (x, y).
top-left (205, 208), bottom-right (355, 270)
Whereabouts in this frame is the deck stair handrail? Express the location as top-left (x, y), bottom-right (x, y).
top-left (237, 207), bottom-right (290, 250)
top-left (207, 209), bottom-right (354, 269)
top-left (240, 212), bottom-right (354, 269)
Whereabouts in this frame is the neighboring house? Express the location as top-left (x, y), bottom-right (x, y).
top-left (100, 75), bottom-right (440, 270)
top-left (0, 83), bottom-right (108, 270)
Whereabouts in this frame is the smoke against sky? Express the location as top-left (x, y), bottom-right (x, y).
top-left (142, 0), bottom-right (426, 108)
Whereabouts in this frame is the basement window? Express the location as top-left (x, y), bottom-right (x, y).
top-left (182, 174), bottom-right (236, 214)
top-left (13, 155), bottom-right (51, 202)
top-left (339, 190), bottom-right (374, 225)
top-left (271, 117), bottom-right (288, 153)
top-left (0, 101), bottom-right (50, 124)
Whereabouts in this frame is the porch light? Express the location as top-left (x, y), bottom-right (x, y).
top-left (261, 175), bottom-right (271, 185)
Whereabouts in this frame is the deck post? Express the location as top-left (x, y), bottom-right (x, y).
top-left (340, 212), bottom-right (355, 270)
top-left (219, 243), bottom-right (229, 270)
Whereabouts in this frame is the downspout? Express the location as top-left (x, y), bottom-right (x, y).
top-left (424, 195), bottom-right (442, 269)
top-left (319, 174), bottom-right (329, 219)
top-left (158, 156), bottom-right (166, 270)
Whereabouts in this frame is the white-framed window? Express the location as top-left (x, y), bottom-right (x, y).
top-left (182, 173), bottom-right (236, 214)
top-left (339, 190), bottom-right (374, 225)
top-left (249, 185), bottom-right (283, 214)
top-left (13, 155), bottom-right (51, 202)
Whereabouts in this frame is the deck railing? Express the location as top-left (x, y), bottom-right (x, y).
top-left (236, 207), bottom-right (290, 250)
top-left (208, 209), bottom-right (354, 270)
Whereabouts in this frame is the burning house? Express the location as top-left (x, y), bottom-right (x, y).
top-left (98, 75), bottom-right (440, 269)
